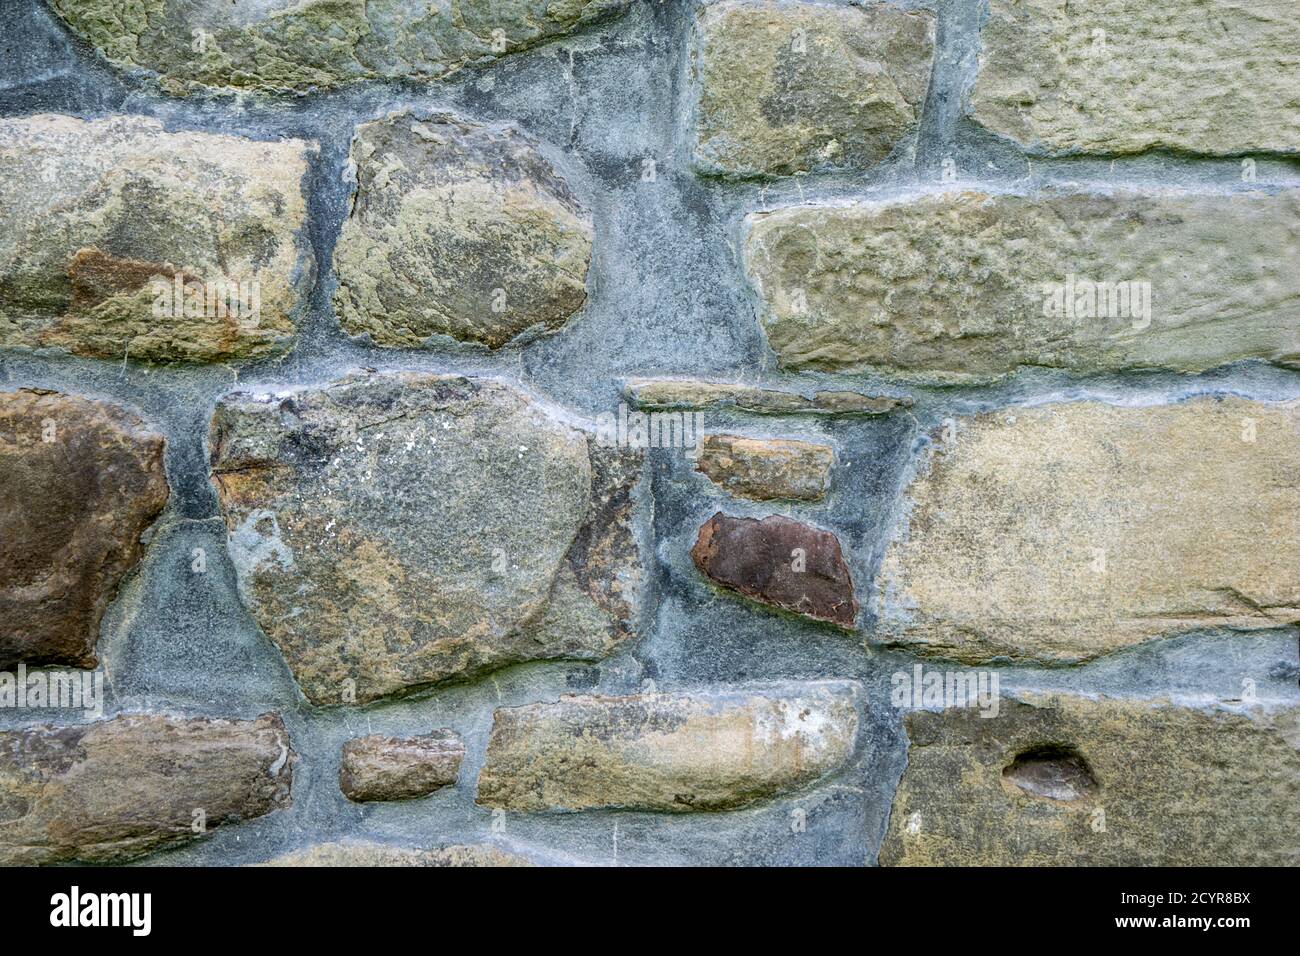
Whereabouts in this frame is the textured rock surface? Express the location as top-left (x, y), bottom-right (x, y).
top-left (691, 0), bottom-right (933, 177)
top-left (696, 434), bottom-right (832, 501)
top-left (339, 731), bottom-right (464, 802)
top-left (258, 840), bottom-right (531, 867)
top-left (48, 0), bottom-right (632, 95)
top-left (0, 114), bottom-right (313, 362)
top-left (0, 713), bottom-right (293, 865)
top-left (875, 398), bottom-right (1300, 664)
top-left (210, 372), bottom-right (641, 705)
top-left (626, 378), bottom-right (910, 415)
top-left (0, 389), bottom-right (168, 668)
top-left (691, 512), bottom-right (857, 628)
top-left (880, 695), bottom-right (1300, 866)
top-left (477, 682), bottom-right (860, 811)
top-left (334, 112), bottom-right (591, 349)
top-left (745, 188), bottom-right (1300, 379)
top-left (969, 0), bottom-right (1300, 156)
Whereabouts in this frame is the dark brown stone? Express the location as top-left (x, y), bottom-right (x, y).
top-left (689, 513), bottom-right (857, 628)
top-left (339, 731), bottom-right (465, 802)
top-left (0, 389), bottom-right (169, 668)
top-left (0, 713), bottom-right (294, 865)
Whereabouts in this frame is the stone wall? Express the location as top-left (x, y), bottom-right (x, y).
top-left (0, 0), bottom-right (1297, 867)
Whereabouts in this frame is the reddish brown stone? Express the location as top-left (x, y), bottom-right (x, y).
top-left (690, 513), bottom-right (857, 628)
top-left (0, 389), bottom-right (168, 668)
top-left (339, 731), bottom-right (465, 802)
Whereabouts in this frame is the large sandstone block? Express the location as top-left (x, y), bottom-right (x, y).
top-left (874, 398), bottom-right (1300, 664)
top-left (0, 115), bottom-right (314, 363)
top-left (0, 713), bottom-right (294, 865)
top-left (691, 0), bottom-right (933, 177)
top-left (210, 372), bottom-right (642, 706)
top-left (1, 389), bottom-right (168, 668)
top-left (48, 0), bottom-right (632, 95)
top-left (477, 682), bottom-right (860, 811)
top-left (334, 112), bottom-right (591, 349)
top-left (880, 695), bottom-right (1300, 866)
top-left (744, 188), bottom-right (1300, 380)
top-left (969, 0), bottom-right (1300, 156)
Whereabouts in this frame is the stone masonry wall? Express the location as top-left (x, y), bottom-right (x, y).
top-left (0, 0), bottom-right (1297, 866)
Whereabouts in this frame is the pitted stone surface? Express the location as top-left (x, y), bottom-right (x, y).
top-left (1, 389), bottom-right (168, 668)
top-left (880, 695), bottom-right (1300, 866)
top-left (334, 112), bottom-right (591, 349)
top-left (696, 434), bottom-right (832, 502)
top-left (744, 188), bottom-right (1300, 380)
top-left (257, 840), bottom-right (531, 867)
top-left (0, 114), bottom-right (313, 362)
top-left (969, 0), bottom-right (1300, 156)
top-left (210, 371), bottom-right (640, 705)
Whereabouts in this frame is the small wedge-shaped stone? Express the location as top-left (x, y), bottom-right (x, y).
top-left (257, 840), bottom-right (531, 867)
top-left (339, 731), bottom-right (465, 802)
top-left (875, 398), bottom-right (1300, 664)
top-left (0, 115), bottom-right (314, 362)
top-left (1, 389), bottom-right (168, 668)
top-left (696, 434), bottom-right (832, 501)
top-left (691, 1), bottom-right (934, 177)
top-left (691, 512), bottom-right (857, 628)
top-left (0, 713), bottom-right (294, 865)
top-left (880, 695), bottom-right (1300, 866)
top-left (210, 371), bottom-right (641, 705)
top-left (48, 0), bottom-right (632, 95)
top-left (969, 0), bottom-right (1300, 156)
top-left (477, 682), bottom-right (860, 811)
top-left (744, 189), bottom-right (1300, 380)
top-left (334, 112), bottom-right (591, 349)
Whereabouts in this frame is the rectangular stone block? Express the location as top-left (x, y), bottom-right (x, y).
top-left (874, 398), bottom-right (1300, 664)
top-left (744, 188), bottom-right (1300, 380)
top-left (880, 695), bottom-right (1300, 866)
top-left (0, 713), bottom-right (293, 865)
top-left (969, 0), bottom-right (1300, 156)
top-left (477, 682), bottom-right (860, 811)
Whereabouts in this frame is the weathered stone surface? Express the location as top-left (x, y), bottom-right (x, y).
top-left (48, 0), bottom-right (632, 95)
top-left (334, 112), bottom-right (591, 349)
top-left (880, 695), bottom-right (1300, 866)
top-left (696, 434), bottom-right (832, 502)
top-left (691, 512), bottom-right (857, 628)
top-left (969, 0), bottom-right (1300, 156)
top-left (477, 682), bottom-right (860, 811)
top-left (210, 372), bottom-right (641, 706)
top-left (0, 114), bottom-right (313, 363)
top-left (691, 0), bottom-right (933, 177)
top-left (745, 188), bottom-right (1300, 380)
top-left (875, 398), bottom-right (1300, 664)
top-left (258, 840), bottom-right (530, 867)
top-left (1, 389), bottom-right (168, 668)
top-left (625, 378), bottom-right (910, 415)
top-left (339, 730), bottom-right (464, 802)
top-left (0, 713), bottom-right (293, 865)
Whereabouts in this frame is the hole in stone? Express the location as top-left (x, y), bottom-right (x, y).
top-left (1002, 745), bottom-right (1098, 803)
